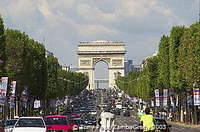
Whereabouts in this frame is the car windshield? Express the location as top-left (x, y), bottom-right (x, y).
top-left (5, 120), bottom-right (17, 126)
top-left (15, 118), bottom-right (45, 127)
top-left (44, 117), bottom-right (68, 125)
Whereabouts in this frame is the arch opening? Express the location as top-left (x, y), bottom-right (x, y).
top-left (94, 61), bottom-right (109, 89)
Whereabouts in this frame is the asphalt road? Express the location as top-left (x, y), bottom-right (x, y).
top-left (168, 122), bottom-right (200, 132)
top-left (114, 115), bottom-right (139, 132)
top-left (114, 115), bottom-right (200, 132)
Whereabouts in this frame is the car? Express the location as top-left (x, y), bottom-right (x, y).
top-left (154, 118), bottom-right (171, 132)
top-left (113, 108), bottom-right (121, 115)
top-left (115, 102), bottom-right (122, 109)
top-left (12, 117), bottom-right (46, 132)
top-left (84, 116), bottom-right (96, 126)
top-left (44, 115), bottom-right (73, 132)
top-left (123, 110), bottom-right (130, 117)
top-left (0, 120), bottom-right (5, 132)
top-left (68, 118), bottom-right (87, 132)
top-left (3, 119), bottom-right (17, 132)
top-left (67, 114), bottom-right (80, 119)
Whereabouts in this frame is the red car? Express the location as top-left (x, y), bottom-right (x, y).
top-left (44, 115), bottom-right (73, 132)
top-left (68, 114), bottom-right (80, 118)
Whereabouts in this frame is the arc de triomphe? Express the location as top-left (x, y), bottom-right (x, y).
top-left (77, 41), bottom-right (126, 89)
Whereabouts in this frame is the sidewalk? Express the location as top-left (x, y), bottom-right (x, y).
top-left (168, 121), bottom-right (200, 128)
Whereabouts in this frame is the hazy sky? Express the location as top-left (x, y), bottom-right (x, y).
top-left (0, 0), bottom-right (199, 66)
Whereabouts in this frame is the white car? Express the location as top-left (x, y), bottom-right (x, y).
top-left (12, 117), bottom-right (47, 132)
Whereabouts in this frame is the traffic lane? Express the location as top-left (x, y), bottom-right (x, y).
top-left (114, 115), bottom-right (140, 132)
top-left (168, 122), bottom-right (200, 132)
top-left (115, 116), bottom-right (200, 132)
top-left (115, 115), bottom-right (138, 126)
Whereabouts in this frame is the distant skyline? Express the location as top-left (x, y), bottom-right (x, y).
top-left (0, 0), bottom-right (199, 66)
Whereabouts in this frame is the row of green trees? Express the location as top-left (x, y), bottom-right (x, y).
top-left (116, 22), bottom-right (200, 103)
top-left (0, 16), bottom-right (88, 116)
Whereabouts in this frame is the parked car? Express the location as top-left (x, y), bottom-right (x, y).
top-left (44, 115), bottom-right (73, 132)
top-left (3, 119), bottom-right (17, 132)
top-left (12, 117), bottom-right (46, 132)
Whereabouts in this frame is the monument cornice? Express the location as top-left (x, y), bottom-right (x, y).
top-left (77, 51), bottom-right (126, 55)
top-left (108, 67), bottom-right (124, 69)
top-left (79, 41), bottom-right (125, 46)
top-left (78, 44), bottom-right (125, 47)
top-left (79, 68), bottom-right (95, 70)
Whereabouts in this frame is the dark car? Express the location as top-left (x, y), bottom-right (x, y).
top-left (123, 110), bottom-right (130, 117)
top-left (154, 118), bottom-right (171, 132)
top-left (84, 116), bottom-right (96, 126)
top-left (113, 108), bottom-right (121, 115)
top-left (0, 120), bottom-right (4, 132)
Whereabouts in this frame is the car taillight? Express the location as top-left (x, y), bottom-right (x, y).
top-left (72, 125), bottom-right (78, 131)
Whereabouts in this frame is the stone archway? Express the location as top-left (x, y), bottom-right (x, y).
top-left (77, 41), bottom-right (126, 89)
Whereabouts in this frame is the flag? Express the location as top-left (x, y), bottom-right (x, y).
top-left (163, 89), bottom-right (168, 106)
top-left (170, 96), bottom-right (174, 107)
top-left (34, 100), bottom-right (41, 108)
top-left (193, 89), bottom-right (200, 106)
top-left (10, 81), bottom-right (16, 108)
top-left (155, 89), bottom-right (160, 106)
top-left (0, 77), bottom-right (8, 106)
top-left (21, 88), bottom-right (28, 108)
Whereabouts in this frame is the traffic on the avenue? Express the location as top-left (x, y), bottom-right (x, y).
top-left (1, 88), bottom-right (200, 132)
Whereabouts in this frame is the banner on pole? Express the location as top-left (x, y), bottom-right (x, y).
top-left (193, 88), bottom-right (200, 106)
top-left (21, 88), bottom-right (28, 108)
top-left (151, 100), bottom-right (154, 107)
top-left (170, 96), bottom-right (174, 107)
top-left (155, 89), bottom-right (160, 106)
top-left (10, 81), bottom-right (16, 108)
top-left (0, 77), bottom-right (8, 106)
top-left (176, 95), bottom-right (179, 106)
top-left (34, 100), bottom-right (41, 108)
top-left (163, 89), bottom-right (168, 106)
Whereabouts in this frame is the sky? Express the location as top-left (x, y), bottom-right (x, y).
top-left (0, 0), bottom-right (199, 67)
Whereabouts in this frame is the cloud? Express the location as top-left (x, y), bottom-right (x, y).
top-left (38, 0), bottom-right (52, 17)
top-left (77, 24), bottom-right (119, 38)
top-left (118, 0), bottom-right (150, 18)
top-left (0, 0), bottom-right (196, 65)
top-left (76, 3), bottom-right (117, 23)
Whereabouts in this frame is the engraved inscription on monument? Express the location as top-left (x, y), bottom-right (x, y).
top-left (112, 59), bottom-right (123, 66)
top-left (80, 60), bottom-right (91, 66)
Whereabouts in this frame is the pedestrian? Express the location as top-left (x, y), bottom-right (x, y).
top-left (140, 107), bottom-right (155, 132)
top-left (137, 109), bottom-right (144, 120)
